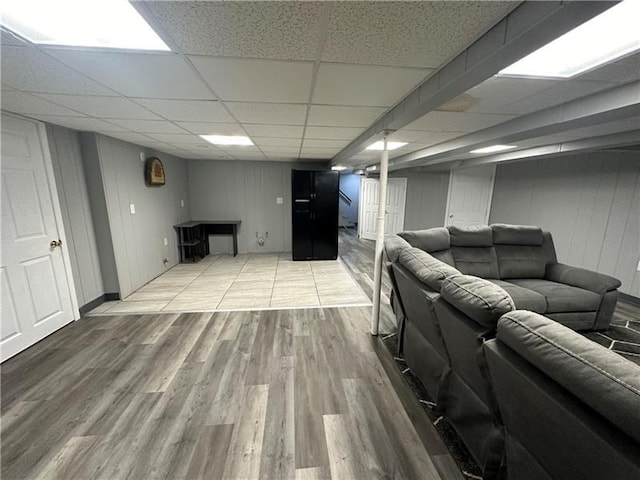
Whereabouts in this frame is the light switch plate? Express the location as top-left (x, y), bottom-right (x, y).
top-left (637, 259), bottom-right (640, 271)
top-left (181, 199), bottom-right (185, 207)
top-left (140, 152), bottom-right (145, 162)
top-left (276, 197), bottom-right (284, 204)
top-left (129, 203), bottom-right (136, 214)
top-left (163, 237), bottom-right (168, 246)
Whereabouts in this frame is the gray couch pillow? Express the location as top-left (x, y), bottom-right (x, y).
top-left (398, 247), bottom-right (460, 291)
top-left (496, 245), bottom-right (548, 279)
top-left (398, 227), bottom-right (450, 253)
top-left (440, 274), bottom-right (515, 328)
top-left (383, 234), bottom-right (411, 263)
top-left (492, 224), bottom-right (543, 245)
top-left (448, 225), bottom-right (493, 247)
top-left (497, 311), bottom-right (640, 444)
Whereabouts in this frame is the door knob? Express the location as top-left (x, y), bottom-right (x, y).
top-left (50, 239), bottom-right (63, 248)
top-left (449, 214), bottom-right (454, 218)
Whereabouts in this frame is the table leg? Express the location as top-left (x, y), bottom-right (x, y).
top-left (232, 225), bottom-right (238, 257)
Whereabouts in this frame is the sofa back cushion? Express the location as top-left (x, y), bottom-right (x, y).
top-left (450, 246), bottom-right (500, 279)
top-left (440, 274), bottom-right (515, 328)
top-left (491, 224), bottom-right (550, 279)
top-left (399, 227), bottom-right (455, 266)
top-left (448, 225), bottom-right (493, 247)
top-left (497, 311), bottom-right (640, 444)
top-left (398, 247), bottom-right (460, 291)
top-left (383, 234), bottom-right (411, 263)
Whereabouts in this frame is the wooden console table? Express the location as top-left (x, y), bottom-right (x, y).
top-left (174, 220), bottom-right (241, 262)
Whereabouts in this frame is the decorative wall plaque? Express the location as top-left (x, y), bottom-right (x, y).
top-left (145, 157), bottom-right (165, 186)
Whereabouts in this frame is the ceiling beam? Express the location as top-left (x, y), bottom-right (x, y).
top-left (331, 1), bottom-right (616, 166)
top-left (388, 80), bottom-right (640, 169)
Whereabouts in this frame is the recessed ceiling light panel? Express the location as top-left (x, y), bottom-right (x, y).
top-left (1, 0), bottom-right (170, 51)
top-left (331, 166), bottom-right (347, 171)
top-left (499, 0), bottom-right (640, 78)
top-left (200, 135), bottom-right (254, 146)
top-left (470, 145), bottom-right (517, 154)
top-left (366, 141), bottom-right (408, 151)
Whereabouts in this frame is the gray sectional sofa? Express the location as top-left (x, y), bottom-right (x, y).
top-left (382, 224), bottom-right (628, 479)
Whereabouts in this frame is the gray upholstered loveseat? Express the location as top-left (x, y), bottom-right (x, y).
top-left (390, 223), bottom-right (621, 331)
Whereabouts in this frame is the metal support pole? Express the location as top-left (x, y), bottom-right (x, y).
top-left (371, 135), bottom-right (389, 335)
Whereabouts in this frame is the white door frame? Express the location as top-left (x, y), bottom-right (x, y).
top-left (5, 112), bottom-right (80, 320)
top-left (444, 165), bottom-right (496, 226)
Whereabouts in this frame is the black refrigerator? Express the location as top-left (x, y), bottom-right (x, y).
top-left (292, 170), bottom-right (339, 260)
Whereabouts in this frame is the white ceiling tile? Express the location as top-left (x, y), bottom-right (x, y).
top-left (133, 99), bottom-right (234, 122)
top-left (302, 139), bottom-right (349, 149)
top-left (307, 105), bottom-right (386, 127)
top-left (252, 137), bottom-right (302, 148)
top-left (264, 155), bottom-right (300, 162)
top-left (176, 122), bottom-right (245, 135)
top-left (101, 132), bottom-right (160, 144)
top-left (1, 46), bottom-right (116, 95)
top-left (105, 119), bottom-right (189, 134)
top-left (45, 49), bottom-right (214, 99)
top-left (243, 124), bottom-right (304, 138)
top-left (146, 133), bottom-right (207, 144)
top-left (139, 1), bottom-right (326, 60)
top-left (300, 147), bottom-right (341, 156)
top-left (304, 126), bottom-right (365, 140)
top-left (260, 147), bottom-right (301, 154)
top-left (313, 63), bottom-right (429, 107)
top-left (1, 91), bottom-right (86, 117)
top-left (323, 2), bottom-right (515, 68)
top-left (579, 52), bottom-right (640, 85)
top-left (190, 57), bottom-right (314, 103)
top-left (299, 151), bottom-right (333, 160)
top-left (225, 102), bottom-right (307, 125)
top-left (504, 80), bottom-right (614, 115)
top-left (35, 94), bottom-right (160, 120)
top-left (31, 115), bottom-right (127, 133)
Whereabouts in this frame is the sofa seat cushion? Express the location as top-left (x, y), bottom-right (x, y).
top-left (399, 247), bottom-right (460, 291)
top-left (489, 280), bottom-right (547, 313)
top-left (507, 279), bottom-right (600, 313)
top-left (441, 274), bottom-right (515, 328)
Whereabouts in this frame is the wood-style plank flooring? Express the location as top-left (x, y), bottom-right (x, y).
top-left (1, 306), bottom-right (445, 480)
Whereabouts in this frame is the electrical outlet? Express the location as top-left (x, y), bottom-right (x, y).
top-left (163, 237), bottom-right (168, 246)
top-left (276, 197), bottom-right (283, 204)
top-left (129, 203), bottom-right (136, 214)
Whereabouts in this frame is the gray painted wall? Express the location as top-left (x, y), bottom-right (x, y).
top-left (339, 173), bottom-right (360, 226)
top-left (391, 169), bottom-right (450, 230)
top-left (490, 151), bottom-right (640, 297)
top-left (86, 134), bottom-right (191, 298)
top-left (47, 125), bottom-right (105, 307)
top-left (188, 160), bottom-right (325, 254)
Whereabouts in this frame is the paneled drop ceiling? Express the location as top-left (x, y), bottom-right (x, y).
top-left (1, 1), bottom-right (638, 168)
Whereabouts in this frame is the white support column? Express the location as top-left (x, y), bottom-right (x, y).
top-left (371, 135), bottom-right (389, 335)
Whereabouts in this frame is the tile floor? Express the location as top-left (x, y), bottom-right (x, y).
top-left (88, 253), bottom-right (372, 315)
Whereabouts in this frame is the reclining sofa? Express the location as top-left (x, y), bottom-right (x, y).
top-left (382, 224), bottom-right (624, 478)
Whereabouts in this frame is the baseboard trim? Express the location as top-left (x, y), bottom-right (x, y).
top-left (79, 293), bottom-right (121, 316)
top-left (620, 292), bottom-right (640, 306)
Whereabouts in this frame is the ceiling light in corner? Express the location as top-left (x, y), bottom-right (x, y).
top-left (499, 0), bottom-right (640, 78)
top-left (470, 145), bottom-right (517, 154)
top-left (366, 165), bottom-right (378, 172)
top-left (331, 166), bottom-right (347, 171)
top-left (366, 141), bottom-right (407, 151)
top-left (200, 135), bottom-right (254, 146)
top-left (1, 0), bottom-right (170, 51)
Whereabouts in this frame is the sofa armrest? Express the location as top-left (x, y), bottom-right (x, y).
top-left (546, 263), bottom-right (621, 294)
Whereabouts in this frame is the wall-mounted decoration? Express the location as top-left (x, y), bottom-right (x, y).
top-left (145, 156), bottom-right (165, 186)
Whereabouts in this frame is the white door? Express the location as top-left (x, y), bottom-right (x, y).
top-left (358, 178), bottom-right (407, 241)
top-left (445, 165), bottom-right (496, 227)
top-left (1, 114), bottom-right (78, 362)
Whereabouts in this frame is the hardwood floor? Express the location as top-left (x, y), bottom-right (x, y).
top-left (1, 304), bottom-right (447, 480)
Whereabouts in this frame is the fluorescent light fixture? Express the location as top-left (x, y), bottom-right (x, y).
top-left (365, 141), bottom-right (408, 151)
top-left (1, 0), bottom-right (170, 51)
top-left (499, 0), bottom-right (640, 78)
top-left (470, 145), bottom-right (517, 154)
top-left (200, 135), bottom-right (254, 146)
top-left (366, 165), bottom-right (378, 172)
top-left (331, 166), bottom-right (347, 171)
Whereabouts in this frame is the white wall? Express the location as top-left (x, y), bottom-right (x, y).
top-left (188, 159), bottom-right (325, 254)
top-left (490, 151), bottom-right (640, 297)
top-left (82, 134), bottom-right (191, 298)
top-left (47, 125), bottom-right (105, 307)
